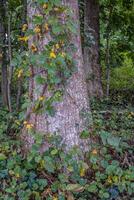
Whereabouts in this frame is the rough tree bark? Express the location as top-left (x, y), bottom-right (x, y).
top-left (26, 0), bottom-right (92, 152)
top-left (84, 0), bottom-right (103, 98)
top-left (0, 0), bottom-right (8, 107)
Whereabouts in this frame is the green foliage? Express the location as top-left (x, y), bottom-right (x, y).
top-left (11, 0), bottom-right (77, 116)
top-left (0, 100), bottom-right (134, 199)
top-left (110, 56), bottom-right (134, 90)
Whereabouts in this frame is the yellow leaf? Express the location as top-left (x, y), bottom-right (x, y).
top-left (34, 26), bottom-right (41, 33)
top-left (17, 69), bottom-right (23, 78)
top-left (107, 176), bottom-right (113, 184)
top-left (80, 168), bottom-right (86, 177)
top-left (44, 23), bottom-right (49, 31)
top-left (18, 36), bottom-right (29, 42)
top-left (50, 51), bottom-right (56, 59)
top-left (25, 123), bottom-right (34, 130)
top-left (22, 24), bottom-right (28, 32)
top-left (39, 96), bottom-right (45, 101)
top-left (43, 3), bottom-right (48, 9)
top-left (15, 173), bottom-right (20, 178)
top-left (55, 43), bottom-right (60, 49)
top-left (91, 149), bottom-right (98, 155)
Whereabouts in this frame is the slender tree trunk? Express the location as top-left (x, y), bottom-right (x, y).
top-left (84, 0), bottom-right (103, 98)
top-left (26, 0), bottom-right (92, 152)
top-left (0, 0), bottom-right (8, 107)
top-left (16, 0), bottom-right (27, 111)
top-left (105, 5), bottom-right (113, 98)
top-left (106, 34), bottom-right (110, 98)
top-left (7, 5), bottom-right (12, 112)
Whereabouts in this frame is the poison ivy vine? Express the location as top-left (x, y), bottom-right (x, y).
top-left (13, 0), bottom-right (77, 129)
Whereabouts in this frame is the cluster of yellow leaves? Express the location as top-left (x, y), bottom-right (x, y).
top-left (55, 43), bottom-right (60, 50)
top-left (50, 51), bottom-right (56, 59)
top-left (17, 69), bottom-right (23, 78)
top-left (49, 42), bottom-right (66, 59)
top-left (23, 121), bottom-right (34, 130)
top-left (34, 25), bottom-right (41, 33)
top-left (9, 170), bottom-right (20, 179)
top-left (22, 24), bottom-right (28, 32)
top-left (80, 168), bottom-right (86, 177)
top-left (18, 36), bottom-right (29, 42)
top-left (107, 175), bottom-right (119, 184)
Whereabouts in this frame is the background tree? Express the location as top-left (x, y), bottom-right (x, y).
top-left (100, 0), bottom-right (134, 98)
top-left (84, 0), bottom-right (103, 98)
top-left (0, 0), bottom-right (8, 107)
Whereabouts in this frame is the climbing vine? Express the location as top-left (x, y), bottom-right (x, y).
top-left (13, 0), bottom-right (77, 128)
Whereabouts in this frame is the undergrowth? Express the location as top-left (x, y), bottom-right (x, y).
top-left (0, 99), bottom-right (134, 200)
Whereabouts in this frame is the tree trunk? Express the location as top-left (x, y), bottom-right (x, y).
top-left (16, 0), bottom-right (27, 111)
top-left (84, 0), bottom-right (103, 98)
top-left (106, 34), bottom-right (110, 98)
top-left (26, 0), bottom-right (92, 152)
top-left (0, 0), bottom-right (8, 107)
top-left (7, 5), bottom-right (12, 112)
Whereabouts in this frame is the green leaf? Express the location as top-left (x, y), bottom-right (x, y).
top-left (80, 130), bottom-right (90, 139)
top-left (44, 156), bottom-right (55, 173)
top-left (51, 149), bottom-right (58, 155)
top-left (52, 25), bottom-right (63, 34)
top-left (0, 153), bottom-right (7, 161)
top-left (107, 136), bottom-right (120, 147)
top-left (103, 192), bottom-right (110, 198)
top-left (35, 75), bottom-right (46, 85)
top-left (37, 179), bottom-right (48, 189)
top-left (66, 184), bottom-right (84, 192)
top-left (99, 131), bottom-right (110, 145)
top-left (86, 183), bottom-right (97, 193)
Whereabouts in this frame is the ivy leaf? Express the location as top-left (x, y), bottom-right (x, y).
top-left (86, 183), bottom-right (98, 193)
top-left (0, 153), bottom-right (7, 161)
top-left (80, 130), bottom-right (90, 139)
top-left (99, 131), bottom-right (110, 145)
top-left (107, 136), bottom-right (120, 148)
top-left (52, 24), bottom-right (63, 34)
top-left (44, 156), bottom-right (55, 173)
top-left (51, 149), bottom-right (58, 155)
top-left (35, 75), bottom-right (46, 85)
top-left (66, 184), bottom-right (84, 192)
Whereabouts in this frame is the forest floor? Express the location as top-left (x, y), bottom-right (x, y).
top-left (0, 99), bottom-right (134, 199)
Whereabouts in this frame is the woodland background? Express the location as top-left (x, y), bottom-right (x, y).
top-left (0, 0), bottom-right (134, 199)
